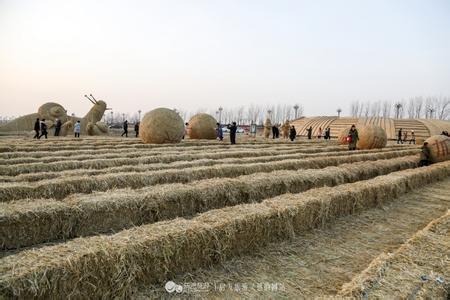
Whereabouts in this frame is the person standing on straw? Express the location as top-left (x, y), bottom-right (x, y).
top-left (419, 142), bottom-right (431, 167)
top-left (227, 122), bottom-right (237, 145)
top-left (348, 125), bottom-right (359, 151)
top-left (216, 123), bottom-right (223, 141)
top-left (74, 120), bottom-right (81, 138)
top-left (306, 126), bottom-right (312, 140)
top-left (289, 125), bottom-right (297, 141)
top-left (134, 122), bottom-right (140, 137)
top-left (54, 118), bottom-right (62, 136)
top-left (409, 130), bottom-right (415, 144)
top-left (397, 128), bottom-right (403, 144)
top-left (38, 119), bottom-right (48, 139)
top-left (33, 118), bottom-right (40, 139)
top-left (121, 120), bottom-right (128, 137)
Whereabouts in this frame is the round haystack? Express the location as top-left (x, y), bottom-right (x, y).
top-left (337, 127), bottom-right (352, 145)
top-left (187, 113), bottom-right (217, 139)
top-left (38, 102), bottom-right (68, 123)
top-left (264, 118), bottom-right (272, 138)
top-left (140, 108), bottom-right (184, 144)
top-left (425, 135), bottom-right (450, 163)
top-left (357, 125), bottom-right (387, 149)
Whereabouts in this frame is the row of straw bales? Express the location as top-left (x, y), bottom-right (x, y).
top-left (0, 149), bottom-right (419, 201)
top-left (0, 146), bottom-right (352, 176)
top-left (0, 148), bottom-right (412, 183)
top-left (0, 156), bottom-right (418, 249)
top-left (339, 210), bottom-right (450, 298)
top-left (1, 161), bottom-right (449, 298)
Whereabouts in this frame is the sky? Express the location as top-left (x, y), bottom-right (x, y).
top-left (1, 0), bottom-right (450, 118)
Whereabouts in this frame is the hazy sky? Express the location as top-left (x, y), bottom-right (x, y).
top-left (1, 0), bottom-right (449, 117)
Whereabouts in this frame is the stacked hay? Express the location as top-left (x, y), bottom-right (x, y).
top-left (281, 120), bottom-right (290, 139)
top-left (140, 108), bottom-right (185, 144)
top-left (187, 113), bottom-right (217, 139)
top-left (357, 125), bottom-right (387, 149)
top-left (425, 135), bottom-right (450, 163)
top-left (264, 118), bottom-right (272, 138)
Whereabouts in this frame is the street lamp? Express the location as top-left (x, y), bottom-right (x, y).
top-left (337, 108), bottom-right (342, 118)
top-left (138, 110), bottom-right (141, 121)
top-left (267, 110), bottom-right (272, 119)
top-left (293, 104), bottom-right (299, 119)
top-left (110, 111), bottom-right (113, 125)
top-left (218, 107), bottom-right (223, 124)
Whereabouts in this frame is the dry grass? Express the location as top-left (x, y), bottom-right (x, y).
top-left (0, 149), bottom-right (418, 201)
top-left (1, 161), bottom-right (449, 298)
top-left (339, 210), bottom-right (449, 299)
top-left (0, 147), bottom-right (413, 183)
top-left (0, 156), bottom-right (418, 249)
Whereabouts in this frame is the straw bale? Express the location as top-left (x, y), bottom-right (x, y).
top-left (0, 149), bottom-right (419, 201)
top-left (425, 135), bottom-right (450, 163)
top-left (1, 156), bottom-right (418, 249)
top-left (139, 108), bottom-right (184, 144)
top-left (1, 161), bottom-right (449, 298)
top-left (357, 125), bottom-right (387, 149)
top-left (338, 210), bottom-right (450, 299)
top-left (187, 113), bottom-right (217, 139)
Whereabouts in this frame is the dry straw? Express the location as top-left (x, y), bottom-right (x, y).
top-left (0, 156), bottom-right (418, 249)
top-left (338, 210), bottom-right (449, 299)
top-left (1, 147), bottom-right (413, 183)
top-left (0, 149), bottom-right (418, 201)
top-left (1, 161), bottom-right (449, 298)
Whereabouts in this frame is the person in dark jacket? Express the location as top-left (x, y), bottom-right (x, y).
top-left (289, 125), bottom-right (297, 141)
top-left (227, 122), bottom-right (237, 145)
top-left (348, 124), bottom-right (359, 150)
top-left (216, 123), bottom-right (223, 141)
top-left (275, 125), bottom-right (280, 138)
top-left (121, 120), bottom-right (128, 137)
top-left (272, 125), bottom-right (277, 139)
top-left (306, 126), bottom-right (312, 140)
top-left (134, 122), bottom-right (140, 137)
top-left (54, 118), bottom-right (62, 136)
top-left (33, 118), bottom-right (40, 139)
top-left (419, 142), bottom-right (431, 167)
top-left (38, 119), bottom-right (48, 139)
top-left (397, 128), bottom-right (403, 144)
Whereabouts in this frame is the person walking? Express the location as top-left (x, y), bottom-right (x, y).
top-left (216, 123), bottom-right (223, 141)
top-left (38, 119), bottom-right (48, 139)
top-left (121, 120), bottom-right (128, 137)
top-left (33, 118), bottom-right (40, 139)
top-left (317, 127), bottom-right (323, 139)
top-left (403, 130), bottom-right (408, 143)
top-left (134, 122), bottom-right (140, 137)
top-left (275, 125), bottom-right (280, 138)
top-left (54, 118), bottom-right (62, 136)
top-left (74, 120), bottom-right (81, 138)
top-left (325, 127), bottom-right (331, 140)
top-left (227, 122), bottom-right (237, 145)
top-left (348, 124), bottom-right (359, 151)
top-left (289, 125), bottom-right (297, 141)
top-left (409, 130), bottom-right (415, 144)
top-left (272, 125), bottom-right (277, 139)
top-left (397, 128), bottom-right (403, 144)
top-left (306, 126), bottom-right (312, 140)
top-left (183, 122), bottom-right (189, 139)
top-left (419, 142), bottom-right (431, 167)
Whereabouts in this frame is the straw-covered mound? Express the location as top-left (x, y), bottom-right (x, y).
top-left (357, 125), bottom-right (387, 149)
top-left (264, 118), bottom-right (272, 138)
top-left (140, 108), bottom-right (184, 144)
top-left (425, 135), bottom-right (450, 163)
top-left (187, 113), bottom-right (217, 139)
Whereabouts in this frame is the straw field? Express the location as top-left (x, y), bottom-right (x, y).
top-left (0, 137), bottom-right (448, 299)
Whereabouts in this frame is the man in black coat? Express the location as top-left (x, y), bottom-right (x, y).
top-left (33, 118), bottom-right (40, 139)
top-left (134, 122), bottom-right (140, 137)
top-left (227, 122), bottom-right (237, 145)
top-left (121, 120), bottom-right (128, 137)
top-left (54, 118), bottom-right (62, 136)
top-left (307, 126), bottom-right (312, 140)
top-left (38, 119), bottom-right (48, 139)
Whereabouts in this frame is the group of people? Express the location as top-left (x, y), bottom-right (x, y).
top-left (397, 128), bottom-right (417, 144)
top-left (120, 120), bottom-right (140, 137)
top-left (33, 118), bottom-right (81, 139)
top-left (305, 126), bottom-right (331, 140)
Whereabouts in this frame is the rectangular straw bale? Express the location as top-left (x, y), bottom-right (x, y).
top-left (1, 156), bottom-right (418, 249)
top-left (338, 210), bottom-right (450, 299)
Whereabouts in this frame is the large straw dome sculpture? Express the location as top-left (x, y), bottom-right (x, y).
top-left (140, 108), bottom-right (185, 144)
top-left (187, 113), bottom-right (217, 139)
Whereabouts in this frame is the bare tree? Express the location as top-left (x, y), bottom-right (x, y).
top-left (350, 101), bottom-right (360, 117)
top-left (436, 97), bottom-right (450, 120)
